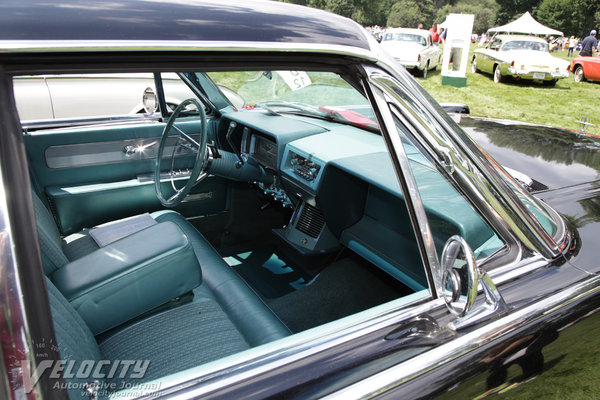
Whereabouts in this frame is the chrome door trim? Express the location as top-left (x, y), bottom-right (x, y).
top-left (44, 134), bottom-right (201, 169)
top-left (366, 82), bottom-right (442, 295)
top-left (323, 272), bottom-right (600, 399)
top-left (364, 65), bottom-right (562, 260)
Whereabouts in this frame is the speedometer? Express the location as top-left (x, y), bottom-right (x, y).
top-left (250, 134), bottom-right (277, 169)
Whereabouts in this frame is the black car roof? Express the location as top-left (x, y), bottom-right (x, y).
top-left (0, 0), bottom-right (371, 51)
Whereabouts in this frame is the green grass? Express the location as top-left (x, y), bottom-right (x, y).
top-left (418, 45), bottom-right (600, 136)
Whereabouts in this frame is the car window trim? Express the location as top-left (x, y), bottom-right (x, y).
top-left (365, 81), bottom-right (442, 295)
top-left (366, 63), bottom-right (563, 260)
top-left (0, 71), bottom-right (68, 399)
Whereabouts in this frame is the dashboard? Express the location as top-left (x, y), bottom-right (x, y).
top-left (216, 109), bottom-right (500, 290)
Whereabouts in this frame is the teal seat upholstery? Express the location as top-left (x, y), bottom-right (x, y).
top-left (33, 191), bottom-right (291, 398)
top-left (47, 278), bottom-right (250, 399)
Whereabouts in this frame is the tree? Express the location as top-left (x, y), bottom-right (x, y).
top-left (436, 0), bottom-right (499, 34)
top-left (537, 0), bottom-right (598, 37)
top-left (387, 0), bottom-right (434, 28)
top-left (536, 0), bottom-right (576, 36)
top-left (495, 0), bottom-right (541, 24)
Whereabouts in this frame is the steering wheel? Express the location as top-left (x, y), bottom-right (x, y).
top-left (155, 98), bottom-right (208, 207)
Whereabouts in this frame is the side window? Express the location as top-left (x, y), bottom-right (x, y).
top-left (12, 73), bottom-right (196, 123)
top-left (390, 107), bottom-right (505, 261)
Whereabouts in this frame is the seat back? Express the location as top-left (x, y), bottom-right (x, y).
top-left (46, 278), bottom-right (104, 399)
top-left (32, 192), bottom-right (69, 275)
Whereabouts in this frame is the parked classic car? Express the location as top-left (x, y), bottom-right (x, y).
top-left (379, 28), bottom-right (442, 78)
top-left (472, 34), bottom-right (570, 85)
top-left (13, 74), bottom-right (246, 121)
top-left (2, 1), bottom-right (600, 400)
top-left (571, 56), bottom-right (600, 82)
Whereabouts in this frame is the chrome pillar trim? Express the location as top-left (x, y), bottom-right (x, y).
top-left (323, 273), bottom-right (600, 399)
top-left (128, 297), bottom-right (441, 399)
top-left (0, 40), bottom-right (377, 61)
top-left (366, 80), bottom-right (442, 296)
top-left (365, 65), bottom-right (560, 260)
top-left (0, 165), bottom-right (38, 397)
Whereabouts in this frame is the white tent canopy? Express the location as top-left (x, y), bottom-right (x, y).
top-left (487, 12), bottom-right (563, 37)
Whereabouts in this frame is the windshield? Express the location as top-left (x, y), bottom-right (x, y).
top-left (382, 33), bottom-right (427, 46)
top-left (207, 71), bottom-right (380, 131)
top-left (502, 40), bottom-right (549, 52)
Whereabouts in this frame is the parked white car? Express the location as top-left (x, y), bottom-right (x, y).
top-left (472, 35), bottom-right (570, 86)
top-left (13, 73), bottom-right (199, 121)
top-left (379, 28), bottom-right (442, 78)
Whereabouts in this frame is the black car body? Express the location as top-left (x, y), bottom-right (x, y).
top-left (1, 1), bottom-right (600, 399)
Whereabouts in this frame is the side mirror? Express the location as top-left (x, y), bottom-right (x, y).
top-left (441, 235), bottom-right (507, 329)
top-left (142, 87), bottom-right (158, 114)
top-left (441, 236), bottom-right (478, 317)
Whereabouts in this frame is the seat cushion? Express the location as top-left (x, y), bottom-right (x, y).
top-left (152, 210), bottom-right (291, 346)
top-left (99, 297), bottom-right (250, 385)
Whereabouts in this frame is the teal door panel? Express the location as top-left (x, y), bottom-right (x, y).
top-left (25, 118), bottom-right (228, 233)
top-left (46, 176), bottom-right (228, 235)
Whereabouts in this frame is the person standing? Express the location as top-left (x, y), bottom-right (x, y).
top-left (579, 30), bottom-right (597, 57)
top-left (568, 36), bottom-right (577, 57)
top-left (430, 23), bottom-right (440, 45)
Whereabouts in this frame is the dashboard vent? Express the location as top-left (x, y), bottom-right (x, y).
top-left (296, 203), bottom-right (325, 239)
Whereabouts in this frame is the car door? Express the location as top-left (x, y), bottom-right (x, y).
top-left (479, 39), bottom-right (500, 73)
top-left (19, 72), bottom-right (230, 234)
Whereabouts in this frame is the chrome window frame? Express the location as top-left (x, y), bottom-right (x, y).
top-left (0, 39), bottom-right (571, 397)
top-left (364, 61), bottom-right (565, 261)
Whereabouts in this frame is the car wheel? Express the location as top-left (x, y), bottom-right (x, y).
top-left (493, 65), bottom-right (504, 83)
top-left (471, 59), bottom-right (478, 73)
top-left (574, 65), bottom-right (586, 82)
top-left (422, 62), bottom-right (429, 79)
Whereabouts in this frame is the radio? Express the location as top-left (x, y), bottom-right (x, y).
top-left (290, 153), bottom-right (321, 181)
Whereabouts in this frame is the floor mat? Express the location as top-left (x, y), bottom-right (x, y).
top-left (224, 247), bottom-right (314, 299)
top-left (266, 255), bottom-right (414, 333)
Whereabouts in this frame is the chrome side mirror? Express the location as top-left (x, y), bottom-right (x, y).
top-left (441, 236), bottom-right (478, 317)
top-left (441, 235), bottom-right (507, 330)
top-left (142, 87), bottom-right (158, 114)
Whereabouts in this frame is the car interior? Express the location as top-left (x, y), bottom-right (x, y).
top-left (15, 69), bottom-right (505, 397)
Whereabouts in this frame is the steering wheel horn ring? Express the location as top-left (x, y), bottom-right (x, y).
top-left (155, 98), bottom-right (208, 207)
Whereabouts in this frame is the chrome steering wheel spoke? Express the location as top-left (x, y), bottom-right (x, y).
top-left (154, 98), bottom-right (208, 207)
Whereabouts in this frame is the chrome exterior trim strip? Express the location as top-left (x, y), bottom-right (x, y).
top-left (0, 40), bottom-right (377, 61)
top-left (323, 273), bottom-right (600, 399)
